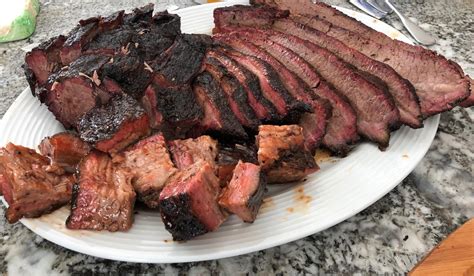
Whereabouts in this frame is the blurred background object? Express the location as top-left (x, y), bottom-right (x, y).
top-left (0, 0), bottom-right (40, 43)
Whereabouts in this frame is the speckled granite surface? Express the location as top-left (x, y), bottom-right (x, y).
top-left (0, 0), bottom-right (472, 274)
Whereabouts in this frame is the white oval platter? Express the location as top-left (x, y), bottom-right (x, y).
top-left (0, 0), bottom-right (439, 263)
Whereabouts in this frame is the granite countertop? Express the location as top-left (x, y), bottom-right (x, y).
top-left (0, 0), bottom-right (472, 274)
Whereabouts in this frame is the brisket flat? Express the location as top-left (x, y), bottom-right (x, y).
top-left (291, 14), bottom-right (470, 117)
top-left (229, 28), bottom-right (398, 148)
top-left (221, 29), bottom-right (358, 154)
top-left (214, 35), bottom-right (330, 150)
top-left (206, 50), bottom-right (278, 121)
top-left (272, 18), bottom-right (423, 128)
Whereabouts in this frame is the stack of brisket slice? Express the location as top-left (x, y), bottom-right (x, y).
top-left (213, 3), bottom-right (473, 151)
top-left (2, 1), bottom-right (471, 240)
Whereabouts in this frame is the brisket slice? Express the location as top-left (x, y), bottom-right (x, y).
top-left (213, 4), bottom-right (288, 33)
top-left (216, 47), bottom-right (312, 121)
top-left (151, 34), bottom-right (212, 87)
top-left (41, 54), bottom-right (114, 128)
top-left (216, 143), bottom-right (258, 186)
top-left (23, 35), bottom-right (66, 93)
top-left (265, 30), bottom-right (400, 148)
top-left (218, 161), bottom-right (266, 223)
top-left (0, 143), bottom-right (74, 223)
top-left (272, 18), bottom-right (423, 128)
top-left (191, 72), bottom-right (248, 139)
top-left (222, 29), bottom-right (358, 154)
top-left (206, 50), bottom-right (278, 121)
top-left (159, 161), bottom-right (227, 241)
top-left (66, 151), bottom-right (136, 231)
top-left (141, 80), bottom-right (203, 137)
top-left (204, 57), bottom-right (260, 130)
top-left (99, 48), bottom-right (152, 99)
top-left (293, 14), bottom-right (470, 117)
top-left (257, 125), bottom-right (318, 184)
top-left (59, 11), bottom-right (124, 65)
top-left (214, 35), bottom-right (329, 151)
top-left (113, 133), bottom-right (177, 208)
top-left (168, 135), bottom-right (218, 171)
top-left (39, 132), bottom-right (91, 173)
top-left (77, 94), bottom-right (151, 153)
top-left (301, 2), bottom-right (424, 54)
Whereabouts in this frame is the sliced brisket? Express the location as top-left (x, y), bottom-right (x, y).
top-left (256, 125), bottom-right (318, 183)
top-left (216, 47), bottom-right (311, 121)
top-left (0, 143), bottom-right (74, 223)
top-left (272, 18), bottom-right (423, 128)
top-left (23, 35), bottom-right (66, 93)
top-left (261, 30), bottom-right (400, 148)
top-left (214, 35), bottom-right (329, 151)
top-left (204, 57), bottom-right (260, 130)
top-left (206, 49), bottom-right (278, 121)
top-left (113, 133), bottom-right (177, 208)
top-left (191, 72), bottom-right (248, 139)
top-left (66, 151), bottom-right (136, 231)
top-left (222, 29), bottom-right (358, 154)
top-left (292, 14), bottom-right (470, 117)
top-left (41, 54), bottom-right (113, 128)
top-left (213, 4), bottom-right (288, 33)
top-left (218, 161), bottom-right (266, 223)
top-left (77, 94), bottom-right (151, 153)
top-left (151, 34), bottom-right (212, 87)
top-left (159, 161), bottom-right (227, 241)
top-left (141, 81), bottom-right (203, 137)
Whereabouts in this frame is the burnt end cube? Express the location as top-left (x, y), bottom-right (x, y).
top-left (159, 161), bottom-right (227, 241)
top-left (39, 132), bottom-right (91, 173)
top-left (113, 133), bottom-right (177, 208)
top-left (218, 161), bottom-right (266, 223)
top-left (216, 143), bottom-right (258, 186)
top-left (168, 136), bottom-right (218, 171)
top-left (257, 125), bottom-right (319, 184)
top-left (0, 143), bottom-right (74, 223)
top-left (77, 94), bottom-right (151, 153)
top-left (66, 151), bottom-right (136, 231)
